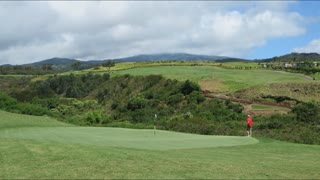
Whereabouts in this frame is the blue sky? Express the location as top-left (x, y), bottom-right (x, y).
top-left (248, 1), bottom-right (320, 59)
top-left (0, 1), bottom-right (319, 65)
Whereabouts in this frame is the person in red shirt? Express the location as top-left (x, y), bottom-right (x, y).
top-left (246, 115), bottom-right (253, 136)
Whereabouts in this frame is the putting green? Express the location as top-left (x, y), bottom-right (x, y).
top-left (1, 127), bottom-right (258, 150)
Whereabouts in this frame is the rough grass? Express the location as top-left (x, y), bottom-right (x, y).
top-left (235, 82), bottom-right (320, 103)
top-left (1, 110), bottom-right (320, 179)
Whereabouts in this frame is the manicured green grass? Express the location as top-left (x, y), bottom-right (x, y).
top-left (113, 66), bottom-right (311, 92)
top-left (251, 104), bottom-right (290, 111)
top-left (0, 110), bottom-right (72, 129)
top-left (1, 127), bottom-right (258, 151)
top-left (1, 110), bottom-right (320, 179)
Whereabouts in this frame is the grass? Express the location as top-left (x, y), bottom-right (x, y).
top-left (1, 110), bottom-right (320, 179)
top-left (112, 66), bottom-right (312, 92)
top-left (0, 110), bottom-right (72, 129)
top-left (29, 62), bottom-right (315, 93)
top-left (251, 104), bottom-right (290, 111)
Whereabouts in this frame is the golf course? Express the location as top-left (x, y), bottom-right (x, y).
top-left (2, 1), bottom-right (320, 179)
top-left (1, 110), bottom-right (320, 179)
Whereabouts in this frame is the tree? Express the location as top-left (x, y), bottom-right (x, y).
top-left (181, 80), bottom-right (200, 95)
top-left (71, 61), bottom-right (81, 70)
top-left (42, 64), bottom-right (53, 71)
top-left (102, 60), bottom-right (116, 73)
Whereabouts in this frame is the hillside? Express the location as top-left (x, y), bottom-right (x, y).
top-left (28, 57), bottom-right (78, 65)
top-left (259, 52), bottom-right (320, 62)
top-left (114, 53), bottom-right (229, 62)
top-left (1, 53), bottom-right (231, 72)
top-left (27, 57), bottom-right (103, 71)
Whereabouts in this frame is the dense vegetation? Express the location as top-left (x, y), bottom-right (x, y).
top-left (259, 52), bottom-right (320, 63)
top-left (0, 71), bottom-right (319, 144)
top-left (0, 58), bottom-right (104, 74)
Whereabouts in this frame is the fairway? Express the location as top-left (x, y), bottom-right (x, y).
top-left (1, 110), bottom-right (320, 179)
top-left (112, 66), bottom-right (312, 91)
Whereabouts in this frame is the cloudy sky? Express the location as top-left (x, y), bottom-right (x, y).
top-left (0, 1), bottom-right (319, 65)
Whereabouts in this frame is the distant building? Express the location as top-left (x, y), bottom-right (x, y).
top-left (284, 63), bottom-right (293, 68)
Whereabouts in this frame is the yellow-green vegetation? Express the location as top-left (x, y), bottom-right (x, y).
top-left (235, 82), bottom-right (320, 103)
top-left (220, 61), bottom-right (260, 68)
top-left (86, 61), bottom-right (220, 72)
top-left (29, 61), bottom-right (316, 94)
top-left (112, 65), bottom-right (312, 92)
top-left (1, 110), bottom-right (320, 179)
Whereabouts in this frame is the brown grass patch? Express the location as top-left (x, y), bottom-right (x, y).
top-left (198, 78), bottom-right (227, 93)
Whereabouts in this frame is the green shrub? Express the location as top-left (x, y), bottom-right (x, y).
top-left (181, 80), bottom-right (200, 95)
top-left (85, 110), bottom-right (104, 125)
top-left (167, 93), bottom-right (184, 105)
top-left (187, 91), bottom-right (206, 104)
top-left (292, 101), bottom-right (320, 124)
top-left (127, 95), bottom-right (147, 111)
top-left (0, 92), bottom-right (17, 109)
top-left (32, 97), bottom-right (59, 109)
top-left (14, 103), bottom-right (51, 116)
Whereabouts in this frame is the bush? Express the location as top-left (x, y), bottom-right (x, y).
top-left (292, 101), bottom-right (320, 124)
top-left (167, 93), bottom-right (184, 105)
top-left (14, 103), bottom-right (51, 116)
top-left (0, 92), bottom-right (17, 110)
top-left (32, 97), bottom-right (59, 109)
top-left (187, 91), bottom-right (205, 104)
top-left (85, 110), bottom-right (104, 125)
top-left (181, 80), bottom-right (200, 95)
top-left (127, 95), bottom-right (147, 111)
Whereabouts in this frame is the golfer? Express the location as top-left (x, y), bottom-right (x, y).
top-left (246, 115), bottom-right (253, 136)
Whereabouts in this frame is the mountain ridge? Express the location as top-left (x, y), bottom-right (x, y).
top-left (2, 52), bottom-right (320, 71)
top-left (114, 52), bottom-right (229, 62)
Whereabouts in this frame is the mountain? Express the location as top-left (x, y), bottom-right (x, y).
top-left (28, 57), bottom-right (78, 66)
top-left (114, 53), bottom-right (229, 62)
top-left (25, 57), bottom-right (104, 71)
top-left (215, 58), bottom-right (251, 63)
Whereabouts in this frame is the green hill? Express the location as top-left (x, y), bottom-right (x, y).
top-left (260, 52), bottom-right (320, 62)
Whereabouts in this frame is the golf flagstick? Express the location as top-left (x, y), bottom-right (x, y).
top-left (154, 114), bottom-right (157, 136)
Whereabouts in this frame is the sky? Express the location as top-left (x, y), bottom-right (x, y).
top-left (0, 1), bottom-right (319, 65)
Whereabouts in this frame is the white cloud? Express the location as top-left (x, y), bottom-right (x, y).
top-left (293, 39), bottom-right (320, 53)
top-left (0, 1), bottom-right (307, 65)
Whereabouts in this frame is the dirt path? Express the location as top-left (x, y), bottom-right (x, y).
top-left (204, 92), bottom-right (290, 115)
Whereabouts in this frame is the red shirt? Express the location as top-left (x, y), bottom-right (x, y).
top-left (247, 117), bottom-right (253, 127)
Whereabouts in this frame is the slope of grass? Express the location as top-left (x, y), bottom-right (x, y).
top-left (1, 110), bottom-right (320, 179)
top-left (235, 82), bottom-right (320, 102)
top-left (0, 110), bottom-right (72, 129)
top-left (112, 66), bottom-right (312, 92)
